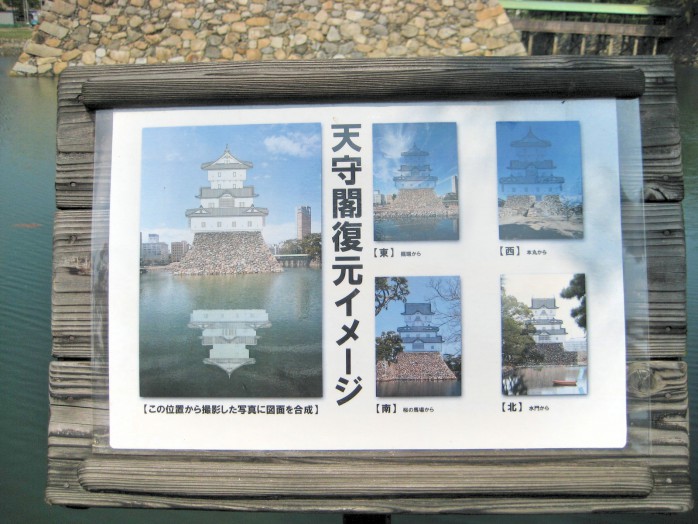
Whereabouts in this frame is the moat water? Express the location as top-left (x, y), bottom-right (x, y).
top-left (139, 269), bottom-right (322, 398)
top-left (376, 380), bottom-right (461, 397)
top-left (502, 365), bottom-right (588, 396)
top-left (374, 217), bottom-right (459, 241)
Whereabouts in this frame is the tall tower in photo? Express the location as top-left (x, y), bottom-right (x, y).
top-left (296, 205), bottom-right (311, 239)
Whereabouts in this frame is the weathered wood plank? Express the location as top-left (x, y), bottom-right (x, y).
top-left (55, 56), bottom-right (682, 209)
top-left (77, 459), bottom-right (653, 497)
top-left (45, 457), bottom-right (693, 512)
top-left (78, 58), bottom-right (647, 109)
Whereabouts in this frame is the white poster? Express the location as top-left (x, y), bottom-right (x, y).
top-left (107, 99), bottom-right (630, 450)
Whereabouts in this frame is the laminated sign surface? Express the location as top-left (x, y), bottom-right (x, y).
top-left (107, 99), bottom-right (632, 450)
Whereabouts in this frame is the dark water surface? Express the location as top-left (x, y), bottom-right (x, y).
top-left (1, 55), bottom-right (697, 523)
top-left (374, 216), bottom-right (459, 241)
top-left (140, 270), bottom-right (322, 398)
top-left (377, 380), bottom-right (461, 397)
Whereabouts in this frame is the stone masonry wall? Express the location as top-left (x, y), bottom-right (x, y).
top-left (174, 231), bottom-right (283, 275)
top-left (12, 0), bottom-right (525, 76)
top-left (376, 352), bottom-right (457, 381)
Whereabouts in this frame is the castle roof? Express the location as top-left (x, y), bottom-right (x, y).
top-left (201, 146), bottom-right (253, 171)
top-left (529, 318), bottom-right (563, 325)
top-left (400, 336), bottom-right (444, 344)
top-left (401, 144), bottom-right (429, 157)
top-left (397, 325), bottom-right (439, 333)
top-left (403, 303), bottom-right (434, 315)
top-left (508, 160), bottom-right (556, 170)
top-left (511, 128), bottom-right (551, 148)
top-left (499, 174), bottom-right (565, 185)
top-left (535, 328), bottom-right (567, 336)
top-left (185, 206), bottom-right (269, 218)
top-left (531, 298), bottom-right (558, 309)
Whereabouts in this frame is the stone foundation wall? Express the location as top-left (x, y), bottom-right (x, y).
top-left (174, 231), bottom-right (282, 275)
top-left (375, 188), bottom-right (458, 219)
top-left (536, 343), bottom-right (578, 366)
top-left (12, 0), bottom-right (525, 76)
top-left (377, 351), bottom-right (457, 381)
top-left (500, 194), bottom-right (579, 218)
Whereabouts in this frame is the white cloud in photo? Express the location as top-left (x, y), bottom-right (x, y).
top-left (261, 221), bottom-right (297, 245)
top-left (374, 126), bottom-right (415, 187)
top-left (264, 132), bottom-right (320, 158)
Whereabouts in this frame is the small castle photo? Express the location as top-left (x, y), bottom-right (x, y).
top-left (137, 123), bottom-right (323, 398)
top-left (497, 121), bottom-right (584, 240)
top-left (375, 276), bottom-right (461, 397)
top-left (501, 273), bottom-right (588, 396)
top-left (373, 122), bottom-right (459, 242)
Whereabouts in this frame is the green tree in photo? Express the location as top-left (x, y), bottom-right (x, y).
top-left (560, 273), bottom-right (587, 331)
top-left (443, 353), bottom-right (462, 379)
top-left (299, 232), bottom-right (321, 262)
top-left (374, 276), bottom-right (409, 316)
top-left (501, 289), bottom-right (537, 364)
top-left (376, 331), bottom-right (403, 363)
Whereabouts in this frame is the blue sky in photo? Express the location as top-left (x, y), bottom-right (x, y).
top-left (375, 275), bottom-right (461, 356)
top-left (496, 121), bottom-right (583, 201)
top-left (139, 123), bottom-right (322, 245)
top-left (372, 122), bottom-right (459, 198)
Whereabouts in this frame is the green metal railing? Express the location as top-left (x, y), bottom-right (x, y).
top-left (499, 1), bottom-right (683, 17)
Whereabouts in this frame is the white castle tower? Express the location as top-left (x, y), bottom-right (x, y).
top-left (393, 144), bottom-right (438, 191)
top-left (186, 146), bottom-right (269, 233)
top-left (527, 297), bottom-right (568, 344)
top-left (397, 302), bottom-right (444, 353)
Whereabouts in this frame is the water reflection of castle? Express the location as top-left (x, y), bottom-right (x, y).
top-left (189, 309), bottom-right (271, 377)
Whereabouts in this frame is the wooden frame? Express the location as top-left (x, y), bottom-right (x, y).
top-left (49, 57), bottom-right (691, 513)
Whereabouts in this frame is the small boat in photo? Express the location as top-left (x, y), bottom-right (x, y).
top-left (553, 379), bottom-right (577, 386)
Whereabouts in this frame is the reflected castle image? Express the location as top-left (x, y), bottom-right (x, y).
top-left (189, 309), bottom-right (271, 378)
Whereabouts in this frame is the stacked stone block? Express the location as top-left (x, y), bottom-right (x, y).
top-left (174, 231), bottom-right (282, 275)
top-left (376, 188), bottom-right (458, 218)
top-left (12, 0), bottom-right (525, 76)
top-left (376, 351), bottom-right (457, 381)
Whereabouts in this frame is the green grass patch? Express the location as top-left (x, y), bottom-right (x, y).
top-left (0, 27), bottom-right (32, 40)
